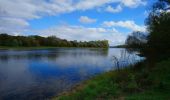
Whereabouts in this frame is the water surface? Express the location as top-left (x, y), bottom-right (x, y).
top-left (0, 48), bottom-right (142, 100)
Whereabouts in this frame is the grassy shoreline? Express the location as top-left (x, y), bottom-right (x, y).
top-left (53, 59), bottom-right (170, 100)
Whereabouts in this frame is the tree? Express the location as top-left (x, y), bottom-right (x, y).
top-left (146, 0), bottom-right (170, 54)
top-left (0, 34), bottom-right (109, 48)
top-left (125, 31), bottom-right (147, 48)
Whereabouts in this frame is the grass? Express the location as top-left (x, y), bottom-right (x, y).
top-left (53, 58), bottom-right (170, 100)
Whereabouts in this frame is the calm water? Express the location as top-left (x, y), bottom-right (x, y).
top-left (0, 48), bottom-right (142, 100)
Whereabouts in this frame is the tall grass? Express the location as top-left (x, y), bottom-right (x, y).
top-left (54, 58), bottom-right (170, 100)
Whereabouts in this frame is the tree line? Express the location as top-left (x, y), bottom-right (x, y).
top-left (125, 0), bottom-right (170, 60)
top-left (0, 34), bottom-right (109, 48)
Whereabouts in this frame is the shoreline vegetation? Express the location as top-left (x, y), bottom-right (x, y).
top-left (53, 0), bottom-right (170, 94)
top-left (0, 34), bottom-right (109, 48)
top-left (0, 46), bottom-right (62, 50)
top-left (0, 46), bottom-right (109, 50)
top-left (53, 59), bottom-right (170, 100)
top-left (0, 0), bottom-right (169, 99)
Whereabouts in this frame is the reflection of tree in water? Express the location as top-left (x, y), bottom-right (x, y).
top-left (0, 48), bottom-right (108, 62)
top-left (112, 49), bottom-right (141, 70)
top-left (0, 55), bottom-right (9, 62)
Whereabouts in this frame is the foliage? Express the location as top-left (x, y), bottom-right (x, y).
top-left (0, 34), bottom-right (109, 48)
top-left (52, 0), bottom-right (170, 99)
top-left (125, 0), bottom-right (170, 60)
top-left (54, 58), bottom-right (170, 100)
top-left (125, 31), bottom-right (147, 48)
top-left (146, 0), bottom-right (170, 54)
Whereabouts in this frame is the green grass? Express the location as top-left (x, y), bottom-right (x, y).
top-left (53, 59), bottom-right (170, 100)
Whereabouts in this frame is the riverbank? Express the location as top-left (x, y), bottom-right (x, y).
top-left (54, 59), bottom-right (170, 100)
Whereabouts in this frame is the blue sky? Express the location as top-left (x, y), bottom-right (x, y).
top-left (0, 0), bottom-right (155, 45)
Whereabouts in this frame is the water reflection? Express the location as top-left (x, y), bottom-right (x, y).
top-left (0, 48), bottom-right (142, 100)
top-left (112, 49), bottom-right (143, 70)
top-left (0, 48), bottom-right (108, 62)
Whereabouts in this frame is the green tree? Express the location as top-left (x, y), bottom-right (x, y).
top-left (0, 34), bottom-right (109, 48)
top-left (146, 0), bottom-right (170, 56)
top-left (125, 31), bottom-right (147, 48)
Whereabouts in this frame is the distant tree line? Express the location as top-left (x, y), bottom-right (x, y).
top-left (0, 34), bottom-right (109, 48)
top-left (125, 0), bottom-right (170, 60)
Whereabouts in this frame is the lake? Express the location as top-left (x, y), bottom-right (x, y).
top-left (0, 48), bottom-right (143, 100)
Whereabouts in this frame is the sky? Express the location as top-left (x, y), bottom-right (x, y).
top-left (0, 0), bottom-right (155, 46)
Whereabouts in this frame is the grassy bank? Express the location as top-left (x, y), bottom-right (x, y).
top-left (54, 59), bottom-right (170, 100)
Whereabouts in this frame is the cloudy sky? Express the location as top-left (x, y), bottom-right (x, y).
top-left (0, 0), bottom-right (155, 46)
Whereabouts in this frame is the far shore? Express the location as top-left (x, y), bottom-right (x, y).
top-left (0, 46), bottom-right (110, 50)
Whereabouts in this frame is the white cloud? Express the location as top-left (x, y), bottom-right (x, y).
top-left (121, 0), bottom-right (146, 8)
top-left (0, 0), bottom-right (147, 41)
top-left (104, 0), bottom-right (146, 13)
top-left (167, 10), bottom-right (170, 13)
top-left (103, 20), bottom-right (146, 32)
top-left (34, 25), bottom-right (126, 45)
top-left (79, 16), bottom-right (97, 24)
top-left (105, 5), bottom-right (122, 13)
top-left (74, 0), bottom-right (115, 10)
top-left (0, 18), bottom-right (29, 28)
top-left (0, 17), bottom-right (29, 34)
top-left (0, 0), bottom-right (114, 34)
